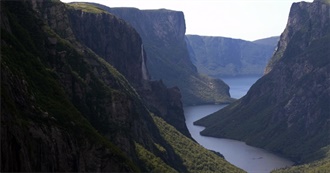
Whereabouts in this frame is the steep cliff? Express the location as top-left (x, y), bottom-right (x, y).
top-left (186, 35), bottom-right (277, 77)
top-left (1, 1), bottom-right (140, 171)
top-left (265, 0), bottom-right (330, 74)
top-left (92, 4), bottom-right (233, 105)
top-left (1, 1), bottom-right (243, 172)
top-left (195, 0), bottom-right (330, 165)
top-left (65, 3), bottom-right (191, 137)
top-left (67, 4), bottom-right (148, 85)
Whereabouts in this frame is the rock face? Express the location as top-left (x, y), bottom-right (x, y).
top-left (102, 7), bottom-right (195, 80)
top-left (139, 81), bottom-right (190, 137)
top-left (265, 0), bottom-right (330, 74)
top-left (195, 0), bottom-right (330, 164)
top-left (93, 5), bottom-right (233, 105)
top-left (185, 35), bottom-right (277, 77)
top-left (67, 8), bottom-right (147, 85)
top-left (1, 1), bottom-right (139, 172)
top-left (65, 3), bottom-right (191, 137)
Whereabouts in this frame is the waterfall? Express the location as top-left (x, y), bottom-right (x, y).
top-left (141, 44), bottom-right (148, 80)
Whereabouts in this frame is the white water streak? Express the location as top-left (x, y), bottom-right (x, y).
top-left (141, 44), bottom-right (148, 80)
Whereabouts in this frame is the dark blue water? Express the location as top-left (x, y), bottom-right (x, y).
top-left (184, 76), bottom-right (294, 173)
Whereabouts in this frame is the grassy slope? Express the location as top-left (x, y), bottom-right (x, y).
top-left (134, 142), bottom-right (178, 173)
top-left (152, 115), bottom-right (245, 173)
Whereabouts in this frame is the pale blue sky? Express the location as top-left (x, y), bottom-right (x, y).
top-left (60, 0), bottom-right (313, 41)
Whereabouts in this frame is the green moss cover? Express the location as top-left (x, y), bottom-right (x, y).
top-left (67, 2), bottom-right (107, 14)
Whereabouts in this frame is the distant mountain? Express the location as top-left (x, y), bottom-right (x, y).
top-left (253, 36), bottom-right (280, 47)
top-left (93, 4), bottom-right (234, 105)
top-left (195, 0), bottom-right (330, 170)
top-left (185, 35), bottom-right (277, 77)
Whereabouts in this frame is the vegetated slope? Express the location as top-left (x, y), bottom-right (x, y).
top-left (152, 115), bottom-right (244, 173)
top-left (1, 1), bottom-right (242, 172)
top-left (92, 4), bottom-right (234, 105)
top-left (185, 35), bottom-right (277, 77)
top-left (273, 147), bottom-right (330, 173)
top-left (195, 0), bottom-right (330, 167)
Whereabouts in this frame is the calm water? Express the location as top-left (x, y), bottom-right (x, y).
top-left (184, 77), bottom-right (294, 173)
top-left (221, 76), bottom-right (261, 99)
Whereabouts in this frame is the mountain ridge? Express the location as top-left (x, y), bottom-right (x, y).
top-left (252, 36), bottom-right (280, 46)
top-left (185, 35), bottom-right (277, 77)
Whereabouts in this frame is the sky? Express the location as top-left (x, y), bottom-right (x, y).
top-left (60, 0), bottom-right (313, 41)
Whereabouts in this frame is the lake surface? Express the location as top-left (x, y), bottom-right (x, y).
top-left (184, 77), bottom-right (294, 173)
top-left (221, 76), bottom-right (261, 99)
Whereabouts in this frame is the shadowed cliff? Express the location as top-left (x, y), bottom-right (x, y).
top-left (65, 2), bottom-right (191, 138)
top-left (91, 4), bottom-right (234, 105)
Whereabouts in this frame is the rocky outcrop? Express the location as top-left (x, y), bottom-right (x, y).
top-left (138, 80), bottom-right (191, 137)
top-left (195, 0), bottom-right (330, 164)
top-left (185, 35), bottom-right (277, 77)
top-left (93, 4), bottom-right (233, 105)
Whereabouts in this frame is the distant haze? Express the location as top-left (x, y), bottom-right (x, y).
top-left (60, 0), bottom-right (313, 41)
